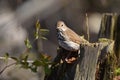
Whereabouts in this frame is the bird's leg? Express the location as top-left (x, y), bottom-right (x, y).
top-left (65, 52), bottom-right (72, 62)
top-left (78, 50), bottom-right (80, 57)
top-left (65, 50), bottom-right (79, 63)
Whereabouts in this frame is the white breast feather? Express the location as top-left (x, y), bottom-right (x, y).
top-left (59, 40), bottom-right (80, 51)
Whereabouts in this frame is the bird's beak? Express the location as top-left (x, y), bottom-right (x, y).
top-left (56, 27), bottom-right (58, 30)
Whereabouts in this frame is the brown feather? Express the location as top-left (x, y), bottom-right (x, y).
top-left (64, 27), bottom-right (81, 44)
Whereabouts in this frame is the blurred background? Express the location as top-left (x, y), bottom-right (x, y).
top-left (0, 0), bottom-right (120, 80)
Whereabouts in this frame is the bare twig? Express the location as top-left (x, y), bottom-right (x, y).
top-left (0, 57), bottom-right (12, 60)
top-left (0, 57), bottom-right (34, 63)
top-left (0, 62), bottom-right (16, 75)
top-left (86, 13), bottom-right (90, 41)
top-left (0, 57), bottom-right (34, 75)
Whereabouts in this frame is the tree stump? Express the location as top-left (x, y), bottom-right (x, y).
top-left (74, 43), bottom-right (100, 80)
top-left (45, 39), bottom-right (115, 80)
top-left (45, 13), bottom-right (119, 80)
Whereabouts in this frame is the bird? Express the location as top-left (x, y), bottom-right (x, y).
top-left (56, 21), bottom-right (88, 51)
top-left (56, 21), bottom-right (88, 63)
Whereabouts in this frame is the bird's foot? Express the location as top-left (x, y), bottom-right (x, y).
top-left (65, 57), bottom-right (77, 63)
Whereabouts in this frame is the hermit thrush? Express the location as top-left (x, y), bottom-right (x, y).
top-left (56, 21), bottom-right (88, 51)
top-left (56, 21), bottom-right (89, 63)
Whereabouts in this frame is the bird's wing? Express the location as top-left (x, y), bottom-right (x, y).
top-left (65, 28), bottom-right (81, 44)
